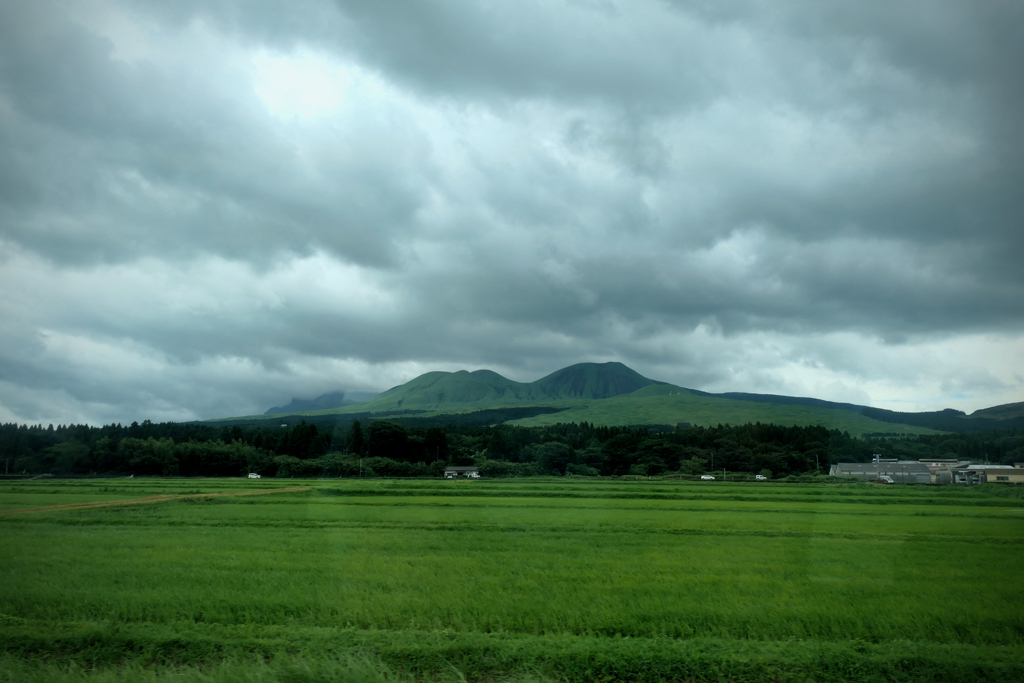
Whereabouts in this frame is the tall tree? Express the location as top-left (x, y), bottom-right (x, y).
top-left (349, 420), bottom-right (365, 455)
top-left (424, 427), bottom-right (449, 462)
top-left (368, 421), bottom-right (408, 461)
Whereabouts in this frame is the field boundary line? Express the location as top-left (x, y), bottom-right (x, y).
top-left (0, 486), bottom-right (310, 515)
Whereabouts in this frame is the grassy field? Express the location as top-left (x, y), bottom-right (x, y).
top-left (1, 478), bottom-right (1022, 682)
top-left (503, 385), bottom-right (939, 435)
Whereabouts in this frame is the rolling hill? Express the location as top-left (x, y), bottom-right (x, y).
top-left (501, 384), bottom-right (935, 436)
top-left (346, 362), bottom-right (661, 413)
top-left (209, 362), bottom-right (1021, 437)
top-left (971, 401), bottom-right (1024, 420)
top-left (264, 391), bottom-right (379, 415)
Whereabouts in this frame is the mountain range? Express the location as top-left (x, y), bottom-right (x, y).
top-left (235, 362), bottom-right (1023, 436)
top-left (264, 391), bottom-right (380, 415)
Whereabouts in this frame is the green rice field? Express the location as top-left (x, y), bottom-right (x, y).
top-left (1, 478), bottom-right (1022, 682)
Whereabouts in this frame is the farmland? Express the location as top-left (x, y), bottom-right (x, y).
top-left (1, 478), bottom-right (1023, 682)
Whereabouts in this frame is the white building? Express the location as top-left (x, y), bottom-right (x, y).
top-left (444, 466), bottom-right (480, 479)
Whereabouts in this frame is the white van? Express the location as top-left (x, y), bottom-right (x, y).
top-left (755, 474), bottom-right (768, 481)
top-left (700, 475), bottom-right (715, 481)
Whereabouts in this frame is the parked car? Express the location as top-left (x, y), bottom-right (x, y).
top-left (700, 475), bottom-right (715, 481)
top-left (247, 473), bottom-right (261, 479)
top-left (755, 474), bottom-right (768, 481)
top-left (874, 476), bottom-right (893, 484)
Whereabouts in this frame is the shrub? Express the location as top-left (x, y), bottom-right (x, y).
top-left (361, 457), bottom-right (427, 477)
top-left (565, 463), bottom-right (600, 476)
top-left (478, 460), bottom-right (541, 478)
top-left (274, 455), bottom-right (323, 478)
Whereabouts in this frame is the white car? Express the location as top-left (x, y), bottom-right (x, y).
top-left (755, 474), bottom-right (768, 481)
top-left (247, 473), bottom-right (261, 479)
top-left (700, 475), bottom-right (715, 481)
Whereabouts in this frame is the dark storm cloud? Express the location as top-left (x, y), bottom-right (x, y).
top-left (0, 0), bottom-right (1022, 423)
top-left (0, 0), bottom-right (431, 267)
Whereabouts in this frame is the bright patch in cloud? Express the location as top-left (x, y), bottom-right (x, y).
top-left (252, 49), bottom-right (351, 119)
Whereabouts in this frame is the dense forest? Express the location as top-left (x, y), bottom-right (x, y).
top-left (2, 418), bottom-right (1022, 479)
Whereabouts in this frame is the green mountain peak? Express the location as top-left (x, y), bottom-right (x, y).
top-left (348, 362), bottom-right (660, 413)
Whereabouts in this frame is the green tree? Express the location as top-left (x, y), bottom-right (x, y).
top-left (308, 432), bottom-right (330, 456)
top-left (43, 441), bottom-right (90, 474)
top-left (349, 420), bottom-right (366, 455)
top-left (678, 457), bottom-right (708, 475)
top-left (600, 433), bottom-right (642, 475)
top-left (368, 421), bottom-right (409, 461)
top-left (487, 425), bottom-right (516, 460)
top-left (424, 427), bottom-right (449, 462)
top-left (565, 463), bottom-right (599, 476)
top-left (536, 442), bottom-right (575, 475)
top-left (636, 454), bottom-right (667, 476)
top-left (119, 437), bottom-right (178, 476)
top-left (635, 439), bottom-right (684, 471)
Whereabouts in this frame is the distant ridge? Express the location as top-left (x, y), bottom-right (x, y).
top-left (683, 389), bottom-right (866, 413)
top-left (860, 405), bottom-right (1024, 433)
top-left (264, 391), bottom-right (379, 415)
top-left (970, 401), bottom-right (1024, 420)
top-left (352, 362), bottom-right (662, 413)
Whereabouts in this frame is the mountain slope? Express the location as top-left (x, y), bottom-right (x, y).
top-left (264, 391), bottom-right (378, 415)
top-left (683, 389), bottom-right (866, 413)
top-left (354, 370), bottom-right (540, 412)
top-left (971, 401), bottom-right (1024, 420)
top-left (505, 384), bottom-right (940, 436)
top-left (534, 361), bottom-right (661, 399)
top-left (861, 405), bottom-right (1024, 432)
top-left (214, 362), bottom-right (1018, 437)
top-left (348, 362), bottom-right (659, 413)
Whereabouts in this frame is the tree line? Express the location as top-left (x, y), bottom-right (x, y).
top-left (2, 418), bottom-right (1021, 479)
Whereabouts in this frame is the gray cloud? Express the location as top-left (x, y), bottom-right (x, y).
top-left (0, 0), bottom-right (1022, 423)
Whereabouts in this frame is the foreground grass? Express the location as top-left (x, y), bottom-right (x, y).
top-left (1, 479), bottom-right (1022, 682)
top-left (0, 654), bottom-right (424, 683)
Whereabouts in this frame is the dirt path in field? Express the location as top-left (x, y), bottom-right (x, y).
top-left (0, 486), bottom-right (310, 515)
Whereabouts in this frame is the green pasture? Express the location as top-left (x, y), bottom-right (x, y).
top-left (1, 478), bottom-right (1022, 682)
top-left (0, 493), bottom-right (144, 512)
top-left (504, 386), bottom-right (939, 435)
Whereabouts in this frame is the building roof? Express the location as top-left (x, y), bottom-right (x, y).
top-left (954, 464), bottom-right (1015, 470)
top-left (444, 466), bottom-right (480, 472)
top-left (954, 467), bottom-right (1018, 473)
top-left (832, 462), bottom-right (931, 473)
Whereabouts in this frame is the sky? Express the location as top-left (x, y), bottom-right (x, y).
top-left (1, 0), bottom-right (1022, 425)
